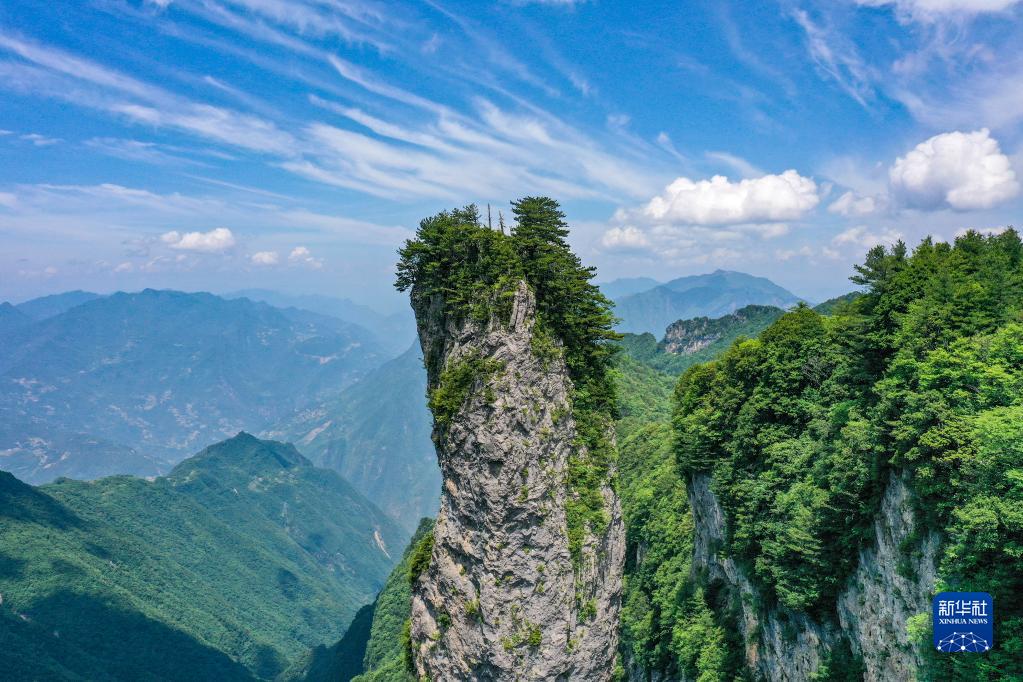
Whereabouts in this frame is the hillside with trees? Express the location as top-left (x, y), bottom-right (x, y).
top-left (621, 229), bottom-right (1023, 680)
top-left (0, 434), bottom-right (403, 680)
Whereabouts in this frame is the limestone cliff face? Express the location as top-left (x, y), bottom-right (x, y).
top-left (687, 472), bottom-right (937, 682)
top-left (660, 305), bottom-right (782, 356)
top-left (409, 282), bottom-right (625, 681)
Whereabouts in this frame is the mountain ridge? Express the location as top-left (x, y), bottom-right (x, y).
top-left (0, 432), bottom-right (405, 680)
top-left (0, 289), bottom-right (384, 483)
top-left (611, 269), bottom-right (802, 335)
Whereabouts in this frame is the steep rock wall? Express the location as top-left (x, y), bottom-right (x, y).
top-left (409, 282), bottom-right (625, 681)
top-left (687, 472), bottom-right (938, 681)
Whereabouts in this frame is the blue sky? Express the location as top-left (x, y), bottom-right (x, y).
top-left (1, 0), bottom-right (1021, 309)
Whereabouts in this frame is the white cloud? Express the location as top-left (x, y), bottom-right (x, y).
top-left (0, 34), bottom-right (296, 156)
top-left (288, 246), bottom-right (323, 269)
top-left (250, 251), bottom-right (280, 266)
top-left (0, 30), bottom-right (669, 208)
top-left (85, 138), bottom-right (203, 166)
top-left (745, 223), bottom-right (790, 239)
top-left (856, 0), bottom-right (1021, 21)
top-left (281, 209), bottom-right (412, 246)
top-left (20, 132), bottom-right (61, 146)
top-left (606, 113), bottom-right (630, 129)
top-left (600, 226), bottom-right (650, 251)
top-left (832, 225), bottom-right (904, 248)
top-left (895, 62), bottom-right (1023, 131)
top-left (828, 190), bottom-right (880, 216)
top-left (640, 170), bottom-right (820, 226)
top-left (113, 103), bottom-right (296, 156)
top-left (161, 227), bottom-right (236, 252)
top-left (953, 225), bottom-right (1009, 238)
top-left (113, 261), bottom-right (134, 273)
top-left (775, 246), bottom-right (814, 261)
top-left (0, 192), bottom-right (16, 208)
top-left (705, 151), bottom-right (763, 179)
top-left (889, 129), bottom-right (1019, 211)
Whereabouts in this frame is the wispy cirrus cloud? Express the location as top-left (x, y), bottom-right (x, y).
top-left (0, 26), bottom-right (664, 205)
top-left (855, 0), bottom-right (1022, 22)
top-left (791, 8), bottom-right (876, 107)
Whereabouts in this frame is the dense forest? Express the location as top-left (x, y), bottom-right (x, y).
top-left (0, 434), bottom-right (403, 681)
top-left (282, 519), bottom-right (435, 682)
top-left (620, 230), bottom-right (1023, 681)
top-left (7, 204), bottom-right (1019, 681)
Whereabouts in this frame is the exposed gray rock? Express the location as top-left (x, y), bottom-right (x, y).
top-left (837, 474), bottom-right (939, 681)
top-left (659, 305), bottom-right (783, 355)
top-left (409, 282), bottom-right (625, 681)
top-left (689, 473), bottom-right (838, 681)
top-left (687, 472), bottom-right (937, 681)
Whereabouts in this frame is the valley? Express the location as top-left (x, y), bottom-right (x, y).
top-left (3, 226), bottom-right (1021, 681)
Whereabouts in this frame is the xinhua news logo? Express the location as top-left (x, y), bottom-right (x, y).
top-left (933, 592), bottom-right (994, 654)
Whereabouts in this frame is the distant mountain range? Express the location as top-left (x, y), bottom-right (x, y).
top-left (225, 289), bottom-right (416, 357)
top-left (0, 433), bottom-right (405, 681)
top-left (0, 289), bottom-right (384, 483)
top-left (596, 276), bottom-right (662, 301)
top-left (604, 270), bottom-right (804, 336)
top-left (0, 277), bottom-right (813, 533)
top-left (13, 290), bottom-right (104, 320)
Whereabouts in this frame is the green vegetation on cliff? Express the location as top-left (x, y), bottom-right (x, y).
top-left (615, 350), bottom-right (737, 680)
top-left (672, 230), bottom-right (1023, 680)
top-left (396, 198), bottom-right (619, 564)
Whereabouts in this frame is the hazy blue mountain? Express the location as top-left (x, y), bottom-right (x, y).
top-left (597, 276), bottom-right (662, 300)
top-left (0, 302), bottom-right (32, 334)
top-left (612, 269), bottom-right (802, 335)
top-left (227, 289), bottom-right (416, 357)
top-left (14, 290), bottom-right (103, 320)
top-left (0, 433), bottom-right (405, 681)
top-left (0, 290), bottom-right (384, 483)
top-left (268, 345), bottom-right (438, 533)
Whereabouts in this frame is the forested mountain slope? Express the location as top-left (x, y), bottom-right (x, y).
top-left (283, 519), bottom-right (435, 682)
top-left (0, 434), bottom-right (403, 680)
top-left (625, 230), bottom-right (1023, 681)
top-left (267, 345), bottom-right (438, 532)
